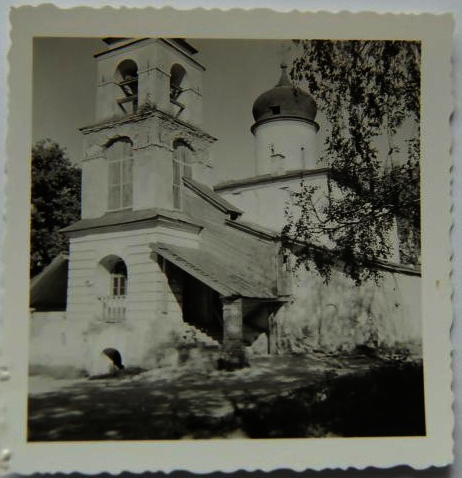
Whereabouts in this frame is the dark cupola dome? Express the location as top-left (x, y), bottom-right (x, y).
top-left (252, 64), bottom-right (317, 126)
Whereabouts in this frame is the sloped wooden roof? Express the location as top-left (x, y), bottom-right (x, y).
top-left (151, 239), bottom-right (277, 300)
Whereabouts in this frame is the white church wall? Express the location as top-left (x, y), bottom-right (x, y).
top-left (220, 173), bottom-right (328, 232)
top-left (29, 313), bottom-right (89, 376)
top-left (272, 266), bottom-right (421, 356)
top-left (33, 227), bottom-right (201, 375)
top-left (254, 119), bottom-right (318, 175)
top-left (134, 145), bottom-right (174, 211)
top-left (29, 311), bottom-right (187, 377)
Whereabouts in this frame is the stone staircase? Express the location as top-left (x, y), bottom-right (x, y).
top-left (183, 322), bottom-right (222, 347)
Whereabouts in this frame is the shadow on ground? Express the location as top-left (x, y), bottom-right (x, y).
top-left (27, 355), bottom-right (425, 441)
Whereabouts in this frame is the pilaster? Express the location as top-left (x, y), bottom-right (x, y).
top-left (220, 297), bottom-right (248, 370)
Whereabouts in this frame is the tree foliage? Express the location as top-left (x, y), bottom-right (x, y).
top-left (30, 140), bottom-right (81, 277)
top-left (282, 40), bottom-right (421, 284)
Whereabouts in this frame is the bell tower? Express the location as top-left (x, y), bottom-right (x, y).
top-left (80, 38), bottom-right (216, 220)
top-left (94, 38), bottom-right (204, 127)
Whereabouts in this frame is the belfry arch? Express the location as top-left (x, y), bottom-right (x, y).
top-left (170, 63), bottom-right (187, 102)
top-left (115, 59), bottom-right (139, 114)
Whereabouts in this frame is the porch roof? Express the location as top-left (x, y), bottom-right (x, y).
top-left (151, 241), bottom-right (278, 300)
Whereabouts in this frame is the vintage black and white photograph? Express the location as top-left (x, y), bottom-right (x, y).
top-left (26, 36), bottom-right (427, 442)
top-left (1, 4), bottom-right (456, 473)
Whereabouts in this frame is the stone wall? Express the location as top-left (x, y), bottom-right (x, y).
top-left (271, 266), bottom-right (421, 356)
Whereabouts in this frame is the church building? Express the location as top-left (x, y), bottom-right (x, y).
top-left (30, 38), bottom-right (422, 375)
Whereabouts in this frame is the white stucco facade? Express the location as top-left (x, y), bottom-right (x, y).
top-left (218, 171), bottom-right (328, 232)
top-left (253, 119), bottom-right (319, 175)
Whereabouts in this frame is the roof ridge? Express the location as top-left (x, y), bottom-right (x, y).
top-left (183, 177), bottom-right (243, 218)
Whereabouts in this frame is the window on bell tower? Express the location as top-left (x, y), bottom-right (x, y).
top-left (106, 138), bottom-right (134, 211)
top-left (172, 140), bottom-right (193, 209)
top-left (115, 59), bottom-right (138, 115)
top-left (170, 64), bottom-right (187, 105)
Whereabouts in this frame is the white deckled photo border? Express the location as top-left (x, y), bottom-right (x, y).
top-left (0, 4), bottom-right (454, 474)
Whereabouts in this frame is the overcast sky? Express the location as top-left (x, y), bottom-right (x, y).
top-left (33, 37), bottom-right (317, 182)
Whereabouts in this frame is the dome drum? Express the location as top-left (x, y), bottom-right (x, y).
top-left (254, 118), bottom-right (318, 174)
top-left (251, 114), bottom-right (319, 135)
top-left (251, 65), bottom-right (320, 175)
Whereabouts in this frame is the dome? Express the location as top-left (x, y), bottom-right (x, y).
top-left (252, 65), bottom-right (317, 126)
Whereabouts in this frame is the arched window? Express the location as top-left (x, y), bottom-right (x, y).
top-left (170, 64), bottom-right (187, 102)
top-left (172, 140), bottom-right (193, 209)
top-left (115, 59), bottom-right (138, 114)
top-left (106, 138), bottom-right (133, 211)
top-left (96, 255), bottom-right (128, 322)
top-left (111, 259), bottom-right (127, 297)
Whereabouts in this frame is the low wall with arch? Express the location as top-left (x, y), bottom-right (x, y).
top-left (29, 311), bottom-right (192, 377)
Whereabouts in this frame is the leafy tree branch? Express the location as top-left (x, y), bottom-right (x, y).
top-left (30, 140), bottom-right (81, 277)
top-left (282, 40), bottom-right (421, 284)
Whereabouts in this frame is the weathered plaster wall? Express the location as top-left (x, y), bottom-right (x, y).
top-left (254, 119), bottom-right (319, 175)
top-left (30, 244), bottom-right (421, 376)
top-left (29, 311), bottom-right (198, 376)
top-left (271, 266), bottom-right (421, 355)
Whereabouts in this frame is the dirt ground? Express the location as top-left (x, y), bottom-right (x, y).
top-left (27, 354), bottom-right (424, 441)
